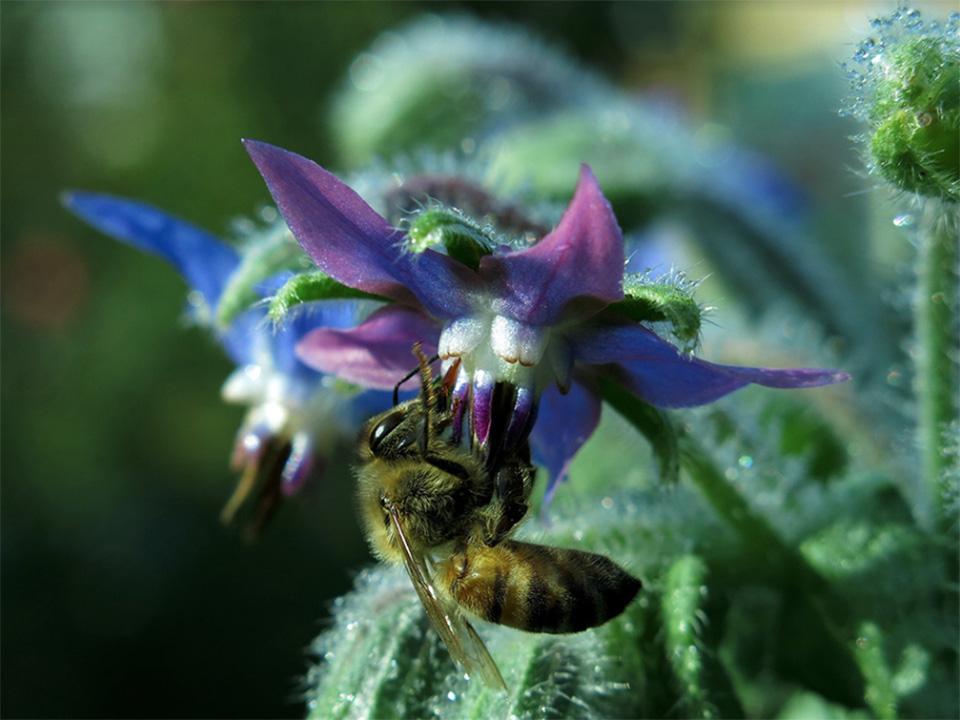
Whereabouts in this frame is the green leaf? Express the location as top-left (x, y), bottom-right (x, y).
top-left (267, 271), bottom-right (385, 323)
top-left (853, 622), bottom-right (899, 720)
top-left (777, 692), bottom-right (870, 719)
top-left (661, 554), bottom-right (718, 719)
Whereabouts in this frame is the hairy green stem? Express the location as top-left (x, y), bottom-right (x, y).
top-left (916, 203), bottom-right (959, 530)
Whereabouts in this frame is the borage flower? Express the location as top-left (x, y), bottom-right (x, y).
top-left (244, 141), bottom-right (849, 502)
top-left (63, 192), bottom-right (388, 534)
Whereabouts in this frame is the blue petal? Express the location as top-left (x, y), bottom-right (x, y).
top-left (269, 299), bottom-right (381, 382)
top-left (530, 381), bottom-right (602, 509)
top-left (63, 192), bottom-right (239, 307)
top-left (574, 324), bottom-right (849, 408)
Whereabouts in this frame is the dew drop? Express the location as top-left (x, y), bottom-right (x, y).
top-left (447, 691), bottom-right (458, 702)
top-left (186, 289), bottom-right (204, 309)
top-left (738, 455), bottom-right (754, 469)
top-left (893, 213), bottom-right (915, 227)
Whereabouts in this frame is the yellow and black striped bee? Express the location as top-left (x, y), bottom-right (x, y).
top-left (356, 346), bottom-right (641, 690)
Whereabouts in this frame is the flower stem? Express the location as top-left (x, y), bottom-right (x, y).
top-left (916, 202), bottom-right (959, 531)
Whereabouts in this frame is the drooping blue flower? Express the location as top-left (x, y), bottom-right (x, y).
top-left (243, 140), bottom-right (850, 501)
top-left (63, 191), bottom-right (390, 532)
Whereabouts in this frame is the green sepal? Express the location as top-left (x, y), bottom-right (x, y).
top-left (605, 272), bottom-right (703, 351)
top-left (267, 271), bottom-right (386, 323)
top-left (406, 206), bottom-right (499, 271)
top-left (597, 376), bottom-right (680, 484)
top-left (216, 230), bottom-right (311, 328)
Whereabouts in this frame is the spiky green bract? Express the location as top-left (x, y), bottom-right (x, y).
top-left (868, 37), bottom-right (959, 201)
top-left (216, 220), bottom-right (312, 327)
top-left (606, 271), bottom-right (703, 352)
top-left (405, 206), bottom-right (499, 271)
top-left (267, 272), bottom-right (384, 324)
top-left (845, 10), bottom-right (960, 200)
top-left (662, 555), bottom-right (717, 720)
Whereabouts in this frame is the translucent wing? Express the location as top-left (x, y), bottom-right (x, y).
top-left (388, 507), bottom-right (507, 691)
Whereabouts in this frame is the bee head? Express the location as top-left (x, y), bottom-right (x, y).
top-left (364, 402), bottom-right (423, 459)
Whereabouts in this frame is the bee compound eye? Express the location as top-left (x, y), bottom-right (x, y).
top-left (369, 410), bottom-right (407, 456)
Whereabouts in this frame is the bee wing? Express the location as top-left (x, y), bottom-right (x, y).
top-left (387, 508), bottom-right (507, 691)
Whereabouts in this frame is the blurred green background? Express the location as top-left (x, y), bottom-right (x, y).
top-left (1, 2), bottom-right (951, 717)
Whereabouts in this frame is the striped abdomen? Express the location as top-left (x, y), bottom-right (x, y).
top-left (440, 540), bottom-right (641, 633)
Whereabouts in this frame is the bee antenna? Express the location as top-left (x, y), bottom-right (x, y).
top-left (392, 349), bottom-right (440, 406)
top-left (412, 343), bottom-right (439, 456)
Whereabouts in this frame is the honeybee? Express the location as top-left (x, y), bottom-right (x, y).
top-left (356, 345), bottom-right (642, 690)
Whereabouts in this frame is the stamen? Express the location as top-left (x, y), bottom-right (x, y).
top-left (450, 366), bottom-right (470, 446)
top-left (503, 385), bottom-right (538, 452)
top-left (471, 370), bottom-right (495, 447)
top-left (281, 432), bottom-right (316, 496)
top-left (439, 316), bottom-right (487, 360)
top-left (490, 315), bottom-right (549, 366)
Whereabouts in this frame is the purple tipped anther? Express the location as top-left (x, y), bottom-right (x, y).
top-left (450, 367), bottom-right (470, 446)
top-left (281, 433), bottom-right (316, 496)
top-left (471, 370), bottom-right (495, 447)
top-left (503, 385), bottom-right (537, 452)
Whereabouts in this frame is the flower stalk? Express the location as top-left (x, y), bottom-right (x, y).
top-left (916, 203), bottom-right (959, 530)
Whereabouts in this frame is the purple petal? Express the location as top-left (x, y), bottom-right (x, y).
top-left (295, 305), bottom-right (440, 390)
top-left (574, 324), bottom-right (850, 408)
top-left (63, 191), bottom-right (239, 307)
top-left (270, 299), bottom-right (377, 381)
top-left (243, 140), bottom-right (478, 319)
top-left (480, 165), bottom-right (624, 326)
top-left (530, 381), bottom-right (602, 508)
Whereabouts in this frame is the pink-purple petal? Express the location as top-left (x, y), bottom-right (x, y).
top-left (295, 305), bottom-right (440, 390)
top-left (574, 324), bottom-right (849, 408)
top-left (480, 164), bottom-right (624, 326)
top-left (531, 381), bottom-right (602, 509)
top-left (243, 140), bottom-right (478, 319)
